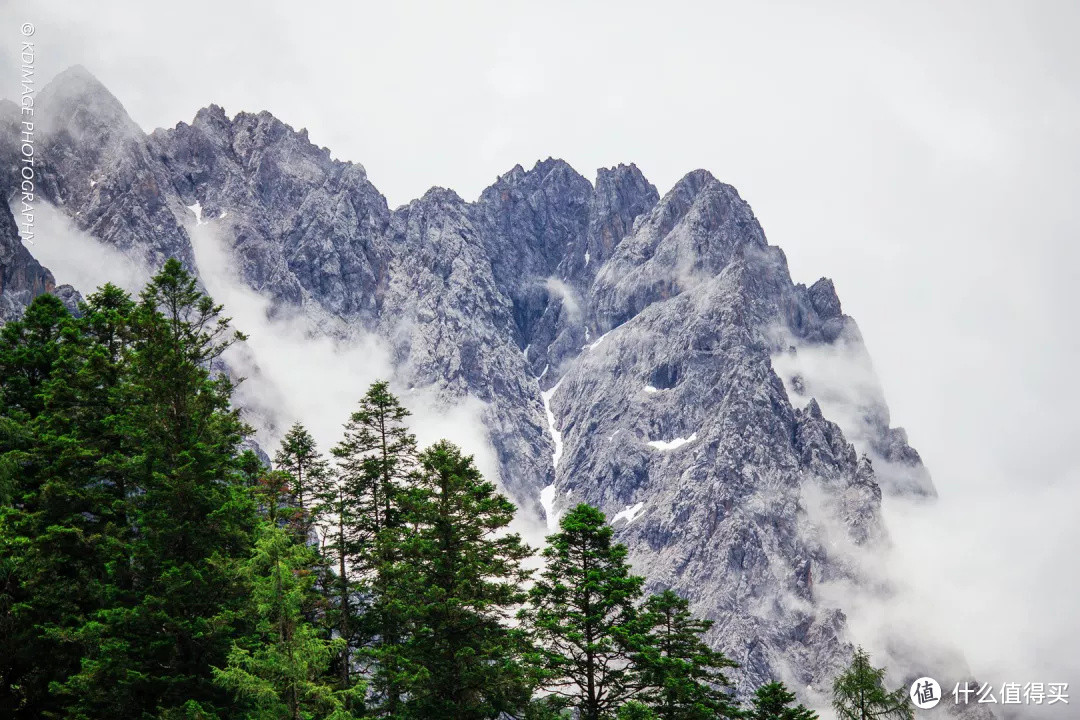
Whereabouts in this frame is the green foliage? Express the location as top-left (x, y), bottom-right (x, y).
top-left (214, 523), bottom-right (362, 720)
top-left (254, 469), bottom-right (301, 529)
top-left (525, 504), bottom-right (645, 720)
top-left (331, 380), bottom-right (416, 543)
top-left (396, 440), bottom-right (534, 719)
top-left (0, 292), bottom-right (88, 718)
top-left (832, 647), bottom-right (913, 720)
top-left (634, 590), bottom-right (740, 719)
top-left (522, 696), bottom-right (572, 719)
top-left (617, 701), bottom-right (660, 720)
top-left (0, 261), bottom-right (262, 719)
top-left (330, 381), bottom-right (417, 713)
top-left (274, 422), bottom-right (329, 522)
top-left (748, 682), bottom-right (818, 720)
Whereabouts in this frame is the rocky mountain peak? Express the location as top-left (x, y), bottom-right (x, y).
top-left (807, 277), bottom-right (842, 319)
top-left (0, 66), bottom-right (983, 715)
top-left (36, 64), bottom-right (141, 139)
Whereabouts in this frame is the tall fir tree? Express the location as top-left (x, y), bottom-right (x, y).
top-left (56, 260), bottom-right (260, 718)
top-left (633, 590), bottom-right (740, 720)
top-left (0, 287), bottom-right (137, 718)
top-left (747, 682), bottom-right (819, 720)
top-left (831, 647), bottom-right (913, 720)
top-left (254, 469), bottom-right (299, 528)
top-left (330, 381), bottom-right (417, 716)
top-left (274, 422), bottom-right (329, 522)
top-left (397, 440), bottom-right (534, 719)
top-left (0, 293), bottom-right (81, 718)
top-left (310, 476), bottom-right (361, 691)
top-left (332, 381), bottom-right (416, 541)
top-left (525, 504), bottom-right (645, 720)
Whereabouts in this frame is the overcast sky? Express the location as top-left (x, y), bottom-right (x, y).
top-left (2, 0), bottom-right (1078, 694)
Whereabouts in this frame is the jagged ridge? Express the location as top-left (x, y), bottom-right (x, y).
top-left (0, 66), bottom-right (985, 716)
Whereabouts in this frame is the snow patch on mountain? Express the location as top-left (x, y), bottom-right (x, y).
top-left (611, 501), bottom-right (645, 525)
top-left (646, 433), bottom-right (698, 451)
top-left (541, 380), bottom-right (564, 468)
top-left (539, 483), bottom-right (559, 531)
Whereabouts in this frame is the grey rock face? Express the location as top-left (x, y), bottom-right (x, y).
top-left (0, 197), bottom-right (68, 321)
top-left (1, 66), bottom-right (196, 270)
top-left (148, 104), bottom-right (391, 320)
top-left (378, 186), bottom-right (551, 508)
top-left (0, 107), bottom-right (79, 321)
top-left (1, 67), bottom-right (986, 714)
top-left (551, 192), bottom-right (883, 692)
top-left (473, 160), bottom-right (659, 383)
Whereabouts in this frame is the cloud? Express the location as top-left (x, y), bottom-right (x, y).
top-left (770, 323), bottom-right (1080, 718)
top-left (186, 214), bottom-right (511, 478)
top-left (13, 200), bottom-right (152, 293)
top-left (543, 276), bottom-right (582, 323)
top-left (22, 201), bottom-right (514, 526)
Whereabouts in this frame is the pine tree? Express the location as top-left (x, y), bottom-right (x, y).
top-left (275, 422), bottom-right (329, 522)
top-left (330, 381), bottom-right (417, 715)
top-left (310, 475), bottom-right (360, 691)
top-left (0, 293), bottom-right (82, 718)
top-left (56, 260), bottom-right (260, 718)
top-left (214, 523), bottom-right (363, 720)
top-left (0, 292), bottom-right (70, 420)
top-left (831, 647), bottom-right (913, 720)
top-left (397, 440), bottom-right (534, 719)
top-left (748, 682), bottom-right (818, 720)
top-left (254, 469), bottom-right (299, 528)
top-left (332, 381), bottom-right (416, 542)
top-left (525, 504), bottom-right (645, 720)
top-left (634, 590), bottom-right (740, 720)
top-left (0, 287), bottom-right (138, 718)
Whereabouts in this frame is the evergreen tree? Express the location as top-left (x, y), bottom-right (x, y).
top-left (0, 287), bottom-right (137, 718)
top-left (748, 682), bottom-right (818, 720)
top-left (525, 504), bottom-right (645, 720)
top-left (275, 422), bottom-right (329, 521)
top-left (309, 475), bottom-right (360, 691)
top-left (0, 293), bottom-right (82, 718)
top-left (330, 381), bottom-right (417, 715)
top-left (56, 260), bottom-right (260, 718)
top-left (831, 647), bottom-right (913, 720)
top-left (634, 590), bottom-right (740, 720)
top-left (255, 469), bottom-right (300, 528)
top-left (332, 381), bottom-right (416, 542)
top-left (214, 523), bottom-right (363, 720)
top-left (398, 440), bottom-right (534, 719)
top-left (0, 292), bottom-right (70, 420)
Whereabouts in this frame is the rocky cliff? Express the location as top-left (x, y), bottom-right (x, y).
top-left (0, 66), bottom-right (988, 716)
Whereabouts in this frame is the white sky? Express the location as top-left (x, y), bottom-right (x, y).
top-left (2, 0), bottom-right (1078, 691)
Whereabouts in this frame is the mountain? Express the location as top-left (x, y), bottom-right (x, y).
top-left (0, 66), bottom-right (988, 716)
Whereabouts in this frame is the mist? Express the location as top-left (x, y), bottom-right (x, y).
top-left (2, 0), bottom-right (1077, 712)
top-left (17, 201), bottom-right (516, 530)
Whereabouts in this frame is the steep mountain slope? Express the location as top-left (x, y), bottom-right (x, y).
top-left (0, 100), bottom-right (78, 320)
top-left (0, 66), bottom-right (988, 715)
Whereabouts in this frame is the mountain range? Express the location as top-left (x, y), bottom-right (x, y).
top-left (0, 65), bottom-right (990, 718)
